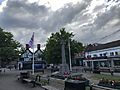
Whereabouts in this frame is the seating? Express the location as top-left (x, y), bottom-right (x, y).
top-left (42, 85), bottom-right (59, 90)
top-left (22, 78), bottom-right (36, 87)
top-left (91, 84), bottom-right (118, 90)
top-left (17, 71), bottom-right (50, 87)
top-left (23, 78), bottom-right (32, 83)
top-left (17, 71), bottom-right (36, 87)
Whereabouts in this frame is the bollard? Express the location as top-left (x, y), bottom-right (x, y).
top-left (32, 80), bottom-right (36, 87)
top-left (90, 85), bottom-right (92, 90)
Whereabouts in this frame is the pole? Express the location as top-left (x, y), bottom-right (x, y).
top-left (68, 39), bottom-right (72, 72)
top-left (32, 32), bottom-right (34, 75)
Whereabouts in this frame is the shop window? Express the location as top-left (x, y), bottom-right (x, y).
top-left (87, 61), bottom-right (91, 67)
top-left (100, 61), bottom-right (108, 67)
top-left (114, 60), bottom-right (120, 66)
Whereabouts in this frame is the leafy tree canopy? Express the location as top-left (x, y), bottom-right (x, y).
top-left (0, 27), bottom-right (22, 66)
top-left (44, 28), bottom-right (84, 64)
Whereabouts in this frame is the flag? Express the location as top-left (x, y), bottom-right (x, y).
top-left (28, 32), bottom-right (34, 48)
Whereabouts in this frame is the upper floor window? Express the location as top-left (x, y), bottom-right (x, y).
top-left (103, 53), bottom-right (107, 56)
top-left (93, 54), bottom-right (97, 57)
top-left (115, 52), bottom-right (118, 55)
top-left (100, 54), bottom-right (102, 57)
top-left (87, 55), bottom-right (91, 58)
top-left (110, 52), bottom-right (114, 56)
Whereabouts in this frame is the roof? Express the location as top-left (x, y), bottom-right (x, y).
top-left (34, 49), bottom-right (43, 54)
top-left (85, 40), bottom-right (120, 52)
top-left (20, 49), bottom-right (33, 56)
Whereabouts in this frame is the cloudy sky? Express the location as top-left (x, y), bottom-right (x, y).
top-left (0, 0), bottom-right (120, 49)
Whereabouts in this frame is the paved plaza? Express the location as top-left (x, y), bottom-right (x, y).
top-left (1, 67), bottom-right (120, 90)
top-left (0, 69), bottom-right (44, 90)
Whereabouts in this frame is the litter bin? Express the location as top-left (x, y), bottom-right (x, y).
top-left (64, 80), bottom-right (86, 90)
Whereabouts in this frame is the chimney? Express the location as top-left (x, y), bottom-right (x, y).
top-left (26, 44), bottom-right (29, 50)
top-left (37, 44), bottom-right (41, 50)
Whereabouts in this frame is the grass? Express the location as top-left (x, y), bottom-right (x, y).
top-left (91, 73), bottom-right (120, 81)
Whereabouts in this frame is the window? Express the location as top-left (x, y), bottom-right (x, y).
top-left (89, 55), bottom-right (91, 58)
top-left (115, 52), bottom-right (118, 55)
top-left (103, 53), bottom-right (107, 56)
top-left (110, 52), bottom-right (114, 56)
top-left (100, 54), bottom-right (102, 57)
top-left (93, 54), bottom-right (97, 57)
top-left (87, 55), bottom-right (91, 58)
top-left (114, 60), bottom-right (120, 66)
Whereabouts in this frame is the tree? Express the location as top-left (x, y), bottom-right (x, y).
top-left (44, 28), bottom-right (84, 64)
top-left (0, 27), bottom-right (22, 66)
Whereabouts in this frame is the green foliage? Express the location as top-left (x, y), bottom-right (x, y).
top-left (44, 28), bottom-right (84, 64)
top-left (0, 27), bottom-right (22, 66)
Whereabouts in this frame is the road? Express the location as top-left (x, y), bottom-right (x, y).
top-left (0, 69), bottom-right (44, 90)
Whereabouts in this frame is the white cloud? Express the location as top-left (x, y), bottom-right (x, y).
top-left (0, 0), bottom-right (120, 49)
top-left (0, 0), bottom-right (8, 12)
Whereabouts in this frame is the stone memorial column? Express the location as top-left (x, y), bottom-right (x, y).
top-left (60, 40), bottom-right (69, 76)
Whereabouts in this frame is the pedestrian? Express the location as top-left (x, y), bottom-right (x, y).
top-left (111, 70), bottom-right (114, 76)
top-left (110, 68), bottom-right (114, 76)
top-left (84, 68), bottom-right (86, 72)
top-left (3, 68), bottom-right (5, 73)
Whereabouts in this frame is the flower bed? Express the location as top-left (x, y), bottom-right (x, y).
top-left (67, 75), bottom-right (89, 86)
top-left (98, 78), bottom-right (120, 89)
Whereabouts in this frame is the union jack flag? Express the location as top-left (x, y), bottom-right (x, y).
top-left (28, 32), bottom-right (34, 48)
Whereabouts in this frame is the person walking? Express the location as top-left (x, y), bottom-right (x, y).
top-left (3, 68), bottom-right (5, 73)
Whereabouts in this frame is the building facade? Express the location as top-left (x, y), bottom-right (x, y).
top-left (18, 44), bottom-right (46, 70)
top-left (74, 40), bottom-right (120, 72)
top-left (83, 40), bottom-right (120, 72)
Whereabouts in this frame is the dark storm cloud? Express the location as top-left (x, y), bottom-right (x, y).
top-left (0, 0), bottom-right (49, 29)
top-left (68, 0), bottom-right (120, 44)
top-left (41, 1), bottom-right (90, 33)
top-left (0, 0), bottom-right (90, 33)
top-left (0, 0), bottom-right (120, 47)
top-left (93, 5), bottom-right (120, 31)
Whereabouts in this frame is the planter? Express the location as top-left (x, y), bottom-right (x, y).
top-left (64, 80), bottom-right (86, 90)
top-left (68, 76), bottom-right (89, 86)
top-left (98, 79), bottom-right (120, 89)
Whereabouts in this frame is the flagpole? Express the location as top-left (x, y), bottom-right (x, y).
top-left (68, 38), bottom-right (72, 72)
top-left (32, 32), bottom-right (34, 75)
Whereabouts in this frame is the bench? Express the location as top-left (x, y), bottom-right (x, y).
top-left (23, 78), bottom-right (32, 83)
top-left (22, 78), bottom-right (36, 87)
top-left (91, 84), bottom-right (118, 90)
top-left (22, 76), bottom-right (50, 87)
top-left (42, 85), bottom-right (59, 90)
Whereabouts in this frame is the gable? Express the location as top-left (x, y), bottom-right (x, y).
top-left (21, 50), bottom-right (33, 58)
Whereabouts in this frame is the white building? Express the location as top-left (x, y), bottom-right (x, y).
top-left (83, 40), bottom-right (120, 72)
